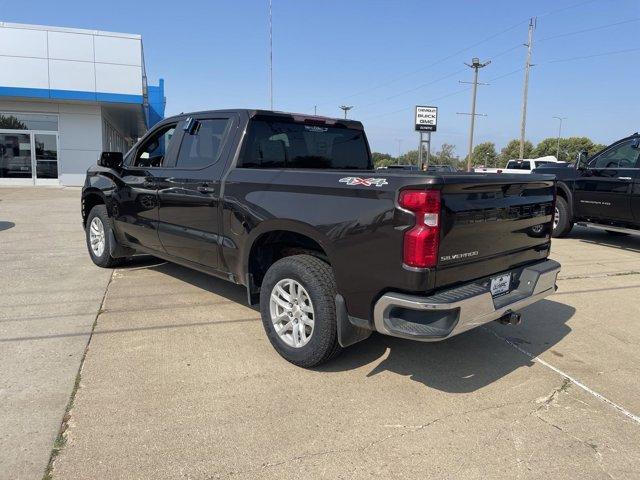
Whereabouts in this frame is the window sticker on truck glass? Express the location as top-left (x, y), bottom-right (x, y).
top-left (339, 177), bottom-right (388, 187)
top-left (304, 125), bottom-right (328, 132)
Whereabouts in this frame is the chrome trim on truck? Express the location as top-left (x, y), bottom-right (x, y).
top-left (373, 259), bottom-right (560, 342)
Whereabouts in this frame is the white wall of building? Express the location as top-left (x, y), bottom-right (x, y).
top-left (0, 23), bottom-right (143, 99)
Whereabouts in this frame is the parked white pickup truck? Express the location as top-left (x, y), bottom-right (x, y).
top-left (474, 156), bottom-right (560, 174)
top-left (501, 156), bottom-right (560, 174)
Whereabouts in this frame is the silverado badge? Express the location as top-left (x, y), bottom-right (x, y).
top-left (339, 177), bottom-right (388, 187)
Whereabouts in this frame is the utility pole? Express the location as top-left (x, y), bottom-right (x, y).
top-left (268, 0), bottom-right (273, 110)
top-left (519, 17), bottom-right (536, 159)
top-left (314, 105), bottom-right (317, 115)
top-left (339, 105), bottom-right (353, 119)
top-left (395, 139), bottom-right (402, 159)
top-left (458, 57), bottom-right (490, 172)
top-left (553, 116), bottom-right (567, 160)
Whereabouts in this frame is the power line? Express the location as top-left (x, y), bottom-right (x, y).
top-left (316, 19), bottom-right (527, 107)
top-left (358, 43), bottom-right (524, 112)
top-left (323, 0), bottom-right (600, 108)
top-left (361, 67), bottom-right (525, 122)
top-left (536, 0), bottom-right (599, 19)
top-left (538, 17), bottom-right (640, 42)
top-left (541, 47), bottom-right (640, 64)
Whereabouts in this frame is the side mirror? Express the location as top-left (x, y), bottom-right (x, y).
top-left (575, 150), bottom-right (588, 170)
top-left (98, 151), bottom-right (123, 169)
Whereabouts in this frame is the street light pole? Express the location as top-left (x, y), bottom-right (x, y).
top-left (339, 105), bottom-right (353, 119)
top-left (268, 0), bottom-right (273, 110)
top-left (459, 57), bottom-right (490, 172)
top-left (553, 116), bottom-right (567, 160)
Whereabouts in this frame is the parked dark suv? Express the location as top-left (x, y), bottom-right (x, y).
top-left (533, 133), bottom-right (640, 237)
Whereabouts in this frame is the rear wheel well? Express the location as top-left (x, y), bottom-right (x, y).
top-left (82, 193), bottom-right (105, 226)
top-left (556, 184), bottom-right (572, 216)
top-left (248, 231), bottom-right (330, 291)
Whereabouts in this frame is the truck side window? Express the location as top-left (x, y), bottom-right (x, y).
top-left (175, 119), bottom-right (231, 169)
top-left (589, 140), bottom-right (640, 169)
top-left (134, 124), bottom-right (177, 167)
top-left (240, 118), bottom-right (371, 170)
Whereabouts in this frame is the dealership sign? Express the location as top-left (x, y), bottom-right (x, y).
top-left (415, 105), bottom-right (438, 132)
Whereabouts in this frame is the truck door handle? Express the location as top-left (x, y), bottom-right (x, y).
top-left (197, 185), bottom-right (215, 194)
top-left (619, 177), bottom-right (632, 181)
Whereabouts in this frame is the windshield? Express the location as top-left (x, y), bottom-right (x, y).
top-left (240, 118), bottom-right (371, 170)
top-left (506, 160), bottom-right (531, 170)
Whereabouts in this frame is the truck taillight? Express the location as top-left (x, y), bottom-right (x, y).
top-left (399, 189), bottom-right (441, 268)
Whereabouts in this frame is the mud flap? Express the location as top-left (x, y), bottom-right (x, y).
top-left (335, 294), bottom-right (372, 348)
top-left (108, 230), bottom-right (136, 258)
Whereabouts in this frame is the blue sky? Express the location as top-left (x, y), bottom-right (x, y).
top-left (5, 0), bottom-right (639, 156)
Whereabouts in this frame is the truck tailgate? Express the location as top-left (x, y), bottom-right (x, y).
top-left (435, 176), bottom-right (554, 288)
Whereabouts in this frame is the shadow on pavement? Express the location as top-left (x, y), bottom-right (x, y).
top-left (119, 256), bottom-right (575, 393)
top-left (320, 299), bottom-right (575, 393)
top-left (569, 226), bottom-right (640, 254)
top-left (120, 255), bottom-right (254, 309)
top-left (0, 221), bottom-right (15, 232)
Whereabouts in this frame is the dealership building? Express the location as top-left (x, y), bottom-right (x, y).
top-left (0, 22), bottom-right (165, 186)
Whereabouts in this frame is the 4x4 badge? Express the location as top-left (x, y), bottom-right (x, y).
top-left (339, 177), bottom-right (388, 187)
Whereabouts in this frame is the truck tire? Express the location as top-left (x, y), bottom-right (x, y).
top-left (85, 205), bottom-right (125, 268)
top-left (260, 254), bottom-right (342, 367)
top-left (552, 196), bottom-right (573, 238)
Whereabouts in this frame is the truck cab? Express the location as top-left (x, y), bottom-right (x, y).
top-left (535, 133), bottom-right (640, 237)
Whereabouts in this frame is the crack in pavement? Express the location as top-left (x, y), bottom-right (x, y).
top-left (486, 328), bottom-right (640, 425)
top-left (209, 400), bottom-right (525, 479)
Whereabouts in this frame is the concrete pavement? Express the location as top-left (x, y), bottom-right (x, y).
top-left (0, 187), bottom-right (112, 480)
top-left (52, 226), bottom-right (640, 478)
top-left (1, 187), bottom-right (638, 479)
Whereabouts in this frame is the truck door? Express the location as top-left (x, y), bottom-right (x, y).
top-left (573, 138), bottom-right (640, 222)
top-left (156, 115), bottom-right (237, 269)
top-left (112, 121), bottom-right (180, 252)
top-left (631, 144), bottom-right (640, 224)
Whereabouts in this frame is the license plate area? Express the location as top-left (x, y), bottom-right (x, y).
top-left (490, 273), bottom-right (511, 297)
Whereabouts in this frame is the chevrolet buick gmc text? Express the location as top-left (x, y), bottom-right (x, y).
top-left (82, 110), bottom-right (561, 366)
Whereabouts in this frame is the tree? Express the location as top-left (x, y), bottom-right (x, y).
top-left (500, 139), bottom-right (534, 164)
top-left (533, 136), bottom-right (607, 163)
top-left (0, 114), bottom-right (27, 130)
top-left (432, 143), bottom-right (461, 168)
top-left (469, 142), bottom-right (497, 167)
top-left (372, 152), bottom-right (396, 168)
top-left (398, 149), bottom-right (419, 166)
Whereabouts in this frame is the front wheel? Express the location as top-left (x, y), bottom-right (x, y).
top-left (552, 196), bottom-right (573, 238)
top-left (85, 205), bottom-right (124, 268)
top-left (259, 254), bottom-right (342, 368)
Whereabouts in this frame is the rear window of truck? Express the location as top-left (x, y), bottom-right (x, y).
top-left (506, 160), bottom-right (531, 170)
top-left (239, 119), bottom-right (372, 170)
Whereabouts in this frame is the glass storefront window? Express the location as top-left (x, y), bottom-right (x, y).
top-left (0, 133), bottom-right (32, 178)
top-left (0, 112), bottom-right (58, 131)
top-left (35, 134), bottom-right (58, 179)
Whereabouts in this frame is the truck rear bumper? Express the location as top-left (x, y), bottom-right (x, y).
top-left (372, 259), bottom-right (560, 342)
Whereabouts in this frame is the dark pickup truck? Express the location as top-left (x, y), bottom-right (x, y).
top-left (534, 133), bottom-right (640, 237)
top-left (82, 109), bottom-right (560, 367)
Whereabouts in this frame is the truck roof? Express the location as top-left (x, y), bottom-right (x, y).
top-left (163, 109), bottom-right (365, 130)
